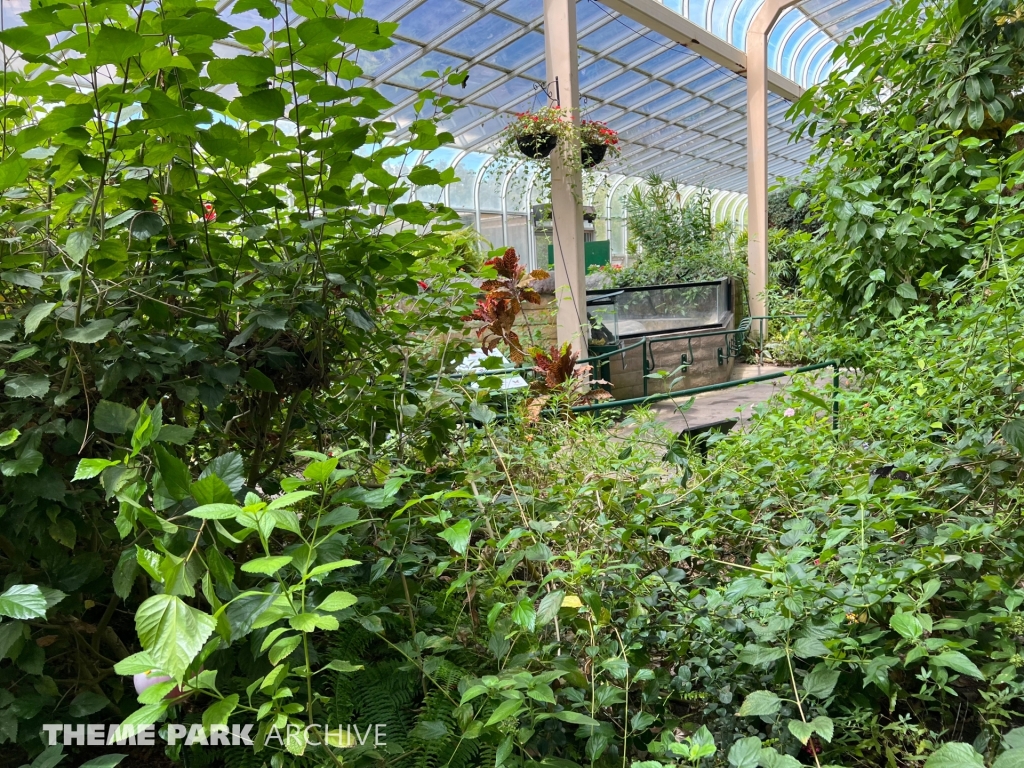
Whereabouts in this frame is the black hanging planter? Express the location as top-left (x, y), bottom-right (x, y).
top-left (516, 132), bottom-right (558, 159)
top-left (581, 142), bottom-right (608, 169)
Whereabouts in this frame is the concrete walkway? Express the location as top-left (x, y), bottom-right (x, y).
top-left (644, 363), bottom-right (794, 435)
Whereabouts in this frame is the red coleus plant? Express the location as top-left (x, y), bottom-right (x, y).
top-left (464, 247), bottom-right (548, 364)
top-left (532, 343), bottom-right (580, 389)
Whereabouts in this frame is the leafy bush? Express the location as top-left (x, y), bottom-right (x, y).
top-left (766, 187), bottom-right (813, 234)
top-left (0, 0), bottom-right (477, 762)
top-left (610, 179), bottom-right (743, 288)
top-left (791, 0), bottom-right (1024, 332)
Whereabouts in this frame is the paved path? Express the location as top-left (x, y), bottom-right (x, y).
top-left (643, 363), bottom-right (795, 435)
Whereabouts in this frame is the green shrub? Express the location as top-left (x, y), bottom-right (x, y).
top-left (610, 179), bottom-right (743, 288)
top-left (792, 0), bottom-right (1024, 333)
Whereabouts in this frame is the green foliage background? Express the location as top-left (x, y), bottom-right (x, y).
top-left (3, 1), bottom-right (1024, 768)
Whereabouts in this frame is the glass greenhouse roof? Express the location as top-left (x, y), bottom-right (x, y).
top-left (0, 0), bottom-right (888, 194)
top-left (359, 0), bottom-right (889, 192)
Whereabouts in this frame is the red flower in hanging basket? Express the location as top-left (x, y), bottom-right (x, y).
top-left (580, 120), bottom-right (622, 154)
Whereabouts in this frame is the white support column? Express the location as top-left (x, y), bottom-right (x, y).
top-left (746, 0), bottom-right (799, 326)
top-left (544, 0), bottom-right (587, 357)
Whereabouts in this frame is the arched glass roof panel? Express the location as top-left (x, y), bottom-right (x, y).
top-left (730, 0), bottom-right (764, 47)
top-left (367, 0), bottom-right (888, 192)
top-left (445, 14), bottom-right (522, 56)
top-left (709, 0), bottom-right (737, 41)
top-left (768, 10), bottom-right (804, 72)
top-left (398, 0), bottom-right (478, 41)
top-left (486, 31), bottom-right (546, 69)
top-left (478, 160), bottom-right (506, 211)
top-left (450, 153), bottom-right (489, 209)
top-left (497, 0), bottom-right (542, 22)
top-left (580, 17), bottom-right (636, 50)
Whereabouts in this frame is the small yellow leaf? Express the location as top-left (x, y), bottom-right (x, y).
top-left (561, 595), bottom-right (582, 609)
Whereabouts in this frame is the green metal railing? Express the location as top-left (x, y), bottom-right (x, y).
top-left (569, 359), bottom-right (842, 432)
top-left (437, 315), bottom-right (838, 427)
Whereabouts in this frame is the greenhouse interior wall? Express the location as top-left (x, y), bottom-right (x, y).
top-left (412, 149), bottom-right (750, 269)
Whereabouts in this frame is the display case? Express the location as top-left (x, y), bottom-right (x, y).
top-left (586, 278), bottom-right (732, 341)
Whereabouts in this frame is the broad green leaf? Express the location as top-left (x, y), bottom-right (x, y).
top-left (317, 591), bottom-right (358, 612)
top-left (302, 457), bottom-right (338, 483)
top-left (154, 445), bottom-right (191, 501)
top-left (113, 549), bottom-right (138, 599)
top-left (931, 651), bottom-right (984, 679)
top-left (66, 230), bottom-right (92, 264)
top-left (0, 584), bottom-right (48, 620)
top-left (158, 425), bottom-right (196, 445)
top-left (0, 428), bottom-right (19, 447)
top-left (727, 736), bottom-right (762, 768)
top-left (551, 710), bottom-right (601, 726)
top-left (793, 637), bottom-right (829, 658)
top-left (0, 620), bottom-right (23, 660)
top-left (1006, 729), bottom-right (1024, 750)
top-left (24, 302), bottom-right (58, 333)
top-left (739, 644), bottom-right (786, 666)
top-left (890, 613), bottom-right (923, 640)
top-left (74, 458), bottom-right (120, 481)
top-left (925, 743), bottom-right (984, 768)
top-left (802, 665), bottom-right (840, 698)
top-left (994, 749), bottom-right (1024, 768)
top-left (2, 449), bottom-right (42, 476)
top-left (86, 26), bottom-right (147, 66)
top-left (289, 612), bottom-right (319, 632)
top-left (111, 702), bottom-right (168, 743)
top-left (810, 715), bottom-right (834, 742)
top-left (113, 650), bottom-right (157, 675)
top-left (26, 746), bottom-right (65, 768)
top-left (759, 749), bottom-right (802, 768)
top-left (187, 503), bottom-right (243, 519)
top-left (0, 155), bottom-right (29, 189)
top-left (129, 211), bottom-right (164, 240)
top-left (202, 695), bottom-right (239, 731)
top-left (135, 594), bottom-right (216, 679)
top-left (307, 559), bottom-right (360, 579)
top-left (737, 690), bottom-right (781, 717)
top-left (269, 635), bottom-right (302, 665)
top-left (0, 26), bottom-right (51, 56)
top-left (230, 89), bottom-right (286, 121)
top-left (536, 589), bottom-right (564, 626)
top-left (788, 719), bottom-right (814, 744)
top-left (511, 598), bottom-right (536, 631)
top-left (5, 374), bottom-right (49, 399)
top-left (241, 556), bottom-right (293, 575)
top-left (70, 691), bottom-right (110, 717)
top-left (267, 490), bottom-right (317, 509)
top-left (207, 55), bottom-right (275, 86)
top-left (94, 400), bottom-right (137, 434)
top-left (191, 475), bottom-right (235, 505)
top-left (245, 368), bottom-right (277, 392)
top-left (1003, 420), bottom-right (1024, 454)
top-left (64, 318), bottom-right (116, 343)
top-left (485, 697), bottom-right (524, 726)
top-left (439, 518), bottom-right (472, 554)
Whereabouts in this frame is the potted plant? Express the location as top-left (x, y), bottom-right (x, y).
top-left (580, 120), bottom-right (621, 168)
top-left (504, 105), bottom-right (576, 159)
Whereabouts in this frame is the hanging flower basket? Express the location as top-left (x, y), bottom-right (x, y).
top-left (517, 132), bottom-right (558, 159)
top-left (579, 120), bottom-right (621, 168)
top-left (501, 106), bottom-right (576, 162)
top-left (581, 142), bottom-right (608, 168)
